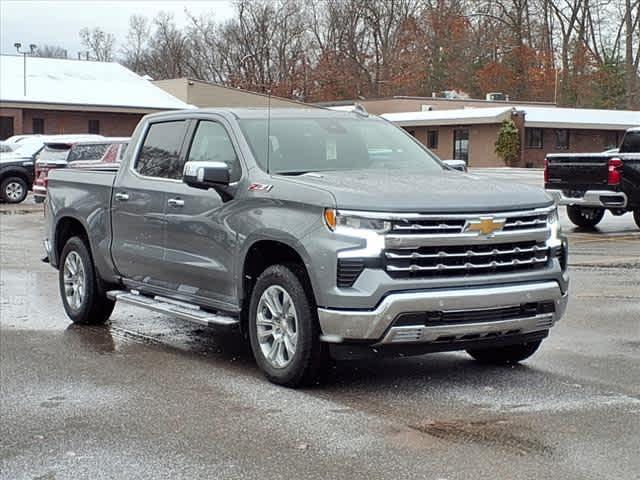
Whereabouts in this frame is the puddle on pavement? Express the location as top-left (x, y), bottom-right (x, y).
top-left (409, 418), bottom-right (553, 457)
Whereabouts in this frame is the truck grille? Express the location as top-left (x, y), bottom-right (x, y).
top-left (390, 212), bottom-right (548, 234)
top-left (384, 240), bottom-right (549, 278)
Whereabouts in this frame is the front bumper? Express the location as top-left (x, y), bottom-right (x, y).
top-left (546, 189), bottom-right (627, 208)
top-left (318, 281), bottom-right (568, 345)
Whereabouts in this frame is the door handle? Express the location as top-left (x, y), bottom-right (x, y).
top-left (114, 192), bottom-right (129, 201)
top-left (167, 198), bottom-right (185, 207)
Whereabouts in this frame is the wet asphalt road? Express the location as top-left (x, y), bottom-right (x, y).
top-left (1, 179), bottom-right (639, 480)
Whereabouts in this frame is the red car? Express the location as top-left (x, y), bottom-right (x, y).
top-left (33, 136), bottom-right (127, 203)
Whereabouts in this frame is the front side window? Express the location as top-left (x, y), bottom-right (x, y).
top-left (555, 129), bottom-right (569, 150)
top-left (239, 117), bottom-right (443, 174)
top-left (135, 121), bottom-right (188, 179)
top-left (187, 121), bottom-right (241, 182)
top-left (526, 128), bottom-right (543, 149)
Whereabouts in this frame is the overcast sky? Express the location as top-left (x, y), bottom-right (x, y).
top-left (1, 0), bottom-right (234, 58)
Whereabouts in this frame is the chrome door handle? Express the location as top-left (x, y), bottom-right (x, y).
top-left (114, 192), bottom-right (129, 201)
top-left (167, 198), bottom-right (185, 207)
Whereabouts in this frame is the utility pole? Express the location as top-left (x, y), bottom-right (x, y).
top-left (14, 43), bottom-right (37, 97)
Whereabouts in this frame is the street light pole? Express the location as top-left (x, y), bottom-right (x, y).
top-left (14, 43), bottom-right (37, 97)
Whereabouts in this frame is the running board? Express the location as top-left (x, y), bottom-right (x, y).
top-left (107, 290), bottom-right (239, 327)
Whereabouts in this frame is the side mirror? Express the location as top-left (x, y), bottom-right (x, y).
top-left (443, 159), bottom-right (467, 172)
top-left (183, 161), bottom-right (230, 189)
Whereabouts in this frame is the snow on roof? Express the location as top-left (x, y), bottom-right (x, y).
top-left (382, 104), bottom-right (639, 130)
top-left (382, 107), bottom-right (514, 126)
top-left (524, 107), bottom-right (639, 130)
top-left (0, 55), bottom-right (190, 110)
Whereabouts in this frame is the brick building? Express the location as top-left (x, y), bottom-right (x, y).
top-left (322, 96), bottom-right (639, 167)
top-left (0, 55), bottom-right (189, 140)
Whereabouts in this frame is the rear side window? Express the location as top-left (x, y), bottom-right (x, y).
top-left (619, 132), bottom-right (640, 153)
top-left (136, 121), bottom-right (187, 179)
top-left (67, 143), bottom-right (109, 162)
top-left (187, 121), bottom-right (241, 182)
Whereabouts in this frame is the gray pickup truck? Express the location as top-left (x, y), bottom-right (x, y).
top-left (45, 108), bottom-right (568, 386)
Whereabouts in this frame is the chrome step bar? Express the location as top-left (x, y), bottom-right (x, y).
top-left (107, 290), bottom-right (239, 327)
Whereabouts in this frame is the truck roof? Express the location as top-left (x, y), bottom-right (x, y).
top-left (143, 107), bottom-right (367, 122)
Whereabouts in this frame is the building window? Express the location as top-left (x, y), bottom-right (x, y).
top-left (427, 129), bottom-right (438, 149)
top-left (555, 129), bottom-right (569, 150)
top-left (0, 116), bottom-right (14, 140)
top-left (32, 118), bottom-right (44, 134)
top-left (453, 128), bottom-right (469, 163)
top-left (526, 128), bottom-right (543, 149)
top-left (88, 119), bottom-right (100, 134)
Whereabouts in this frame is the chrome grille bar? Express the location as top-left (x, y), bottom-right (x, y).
top-left (386, 255), bottom-right (549, 272)
top-left (385, 244), bottom-right (547, 260)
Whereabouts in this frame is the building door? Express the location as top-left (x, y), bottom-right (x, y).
top-left (0, 116), bottom-right (14, 140)
top-left (453, 128), bottom-right (469, 163)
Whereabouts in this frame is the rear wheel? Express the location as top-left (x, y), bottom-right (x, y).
top-left (59, 236), bottom-right (114, 325)
top-left (566, 205), bottom-right (605, 228)
top-left (1, 177), bottom-right (28, 204)
top-left (248, 264), bottom-right (328, 387)
top-left (467, 340), bottom-right (542, 365)
top-left (633, 210), bottom-right (640, 229)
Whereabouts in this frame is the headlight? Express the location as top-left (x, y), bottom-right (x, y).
top-left (324, 209), bottom-right (391, 233)
top-left (548, 207), bottom-right (559, 225)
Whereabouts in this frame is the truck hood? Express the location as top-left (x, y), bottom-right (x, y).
top-left (284, 170), bottom-right (553, 213)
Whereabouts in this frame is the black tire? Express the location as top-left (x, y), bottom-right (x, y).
top-left (633, 210), bottom-right (640, 229)
top-left (248, 264), bottom-right (328, 387)
top-left (1, 176), bottom-right (28, 204)
top-left (59, 236), bottom-right (114, 325)
top-left (566, 205), bottom-right (605, 228)
top-left (466, 339), bottom-right (542, 365)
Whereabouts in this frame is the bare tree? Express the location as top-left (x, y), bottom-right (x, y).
top-left (79, 27), bottom-right (116, 61)
top-left (35, 44), bottom-right (68, 58)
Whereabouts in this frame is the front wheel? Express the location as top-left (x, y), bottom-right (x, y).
top-left (248, 264), bottom-right (328, 387)
top-left (467, 340), bottom-right (542, 365)
top-left (59, 236), bottom-right (114, 325)
top-left (566, 205), bottom-right (604, 228)
top-left (633, 210), bottom-right (640, 229)
top-left (1, 177), bottom-right (28, 203)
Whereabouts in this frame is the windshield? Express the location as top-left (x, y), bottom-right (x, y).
top-left (239, 116), bottom-right (443, 174)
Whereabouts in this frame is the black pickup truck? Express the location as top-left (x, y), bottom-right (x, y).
top-left (545, 127), bottom-right (640, 229)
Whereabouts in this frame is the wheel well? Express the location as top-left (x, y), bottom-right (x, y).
top-left (55, 217), bottom-right (89, 262)
top-left (241, 240), bottom-right (312, 328)
top-left (1, 170), bottom-right (31, 188)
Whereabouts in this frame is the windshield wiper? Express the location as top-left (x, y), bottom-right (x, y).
top-left (276, 171), bottom-right (314, 176)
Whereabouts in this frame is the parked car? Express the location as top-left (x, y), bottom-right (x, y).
top-left (0, 138), bottom-right (48, 203)
top-left (545, 126), bottom-right (640, 229)
top-left (67, 138), bottom-right (129, 171)
top-left (45, 108), bottom-right (568, 387)
top-left (0, 141), bottom-right (16, 153)
top-left (32, 135), bottom-right (107, 203)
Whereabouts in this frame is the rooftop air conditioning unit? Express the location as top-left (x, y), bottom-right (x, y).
top-left (486, 92), bottom-right (508, 101)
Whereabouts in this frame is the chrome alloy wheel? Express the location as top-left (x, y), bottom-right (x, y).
top-left (256, 285), bottom-right (298, 368)
top-left (63, 251), bottom-right (86, 310)
top-left (5, 181), bottom-right (24, 201)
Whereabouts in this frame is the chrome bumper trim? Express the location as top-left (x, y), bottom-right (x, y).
top-left (547, 189), bottom-right (628, 208)
top-left (317, 281), bottom-right (567, 342)
top-left (377, 313), bottom-right (553, 345)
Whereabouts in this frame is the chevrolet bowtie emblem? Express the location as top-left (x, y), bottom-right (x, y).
top-left (464, 217), bottom-right (506, 236)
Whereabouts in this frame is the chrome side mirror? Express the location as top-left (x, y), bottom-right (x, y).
top-left (182, 161), bottom-right (230, 190)
top-left (443, 159), bottom-right (467, 172)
